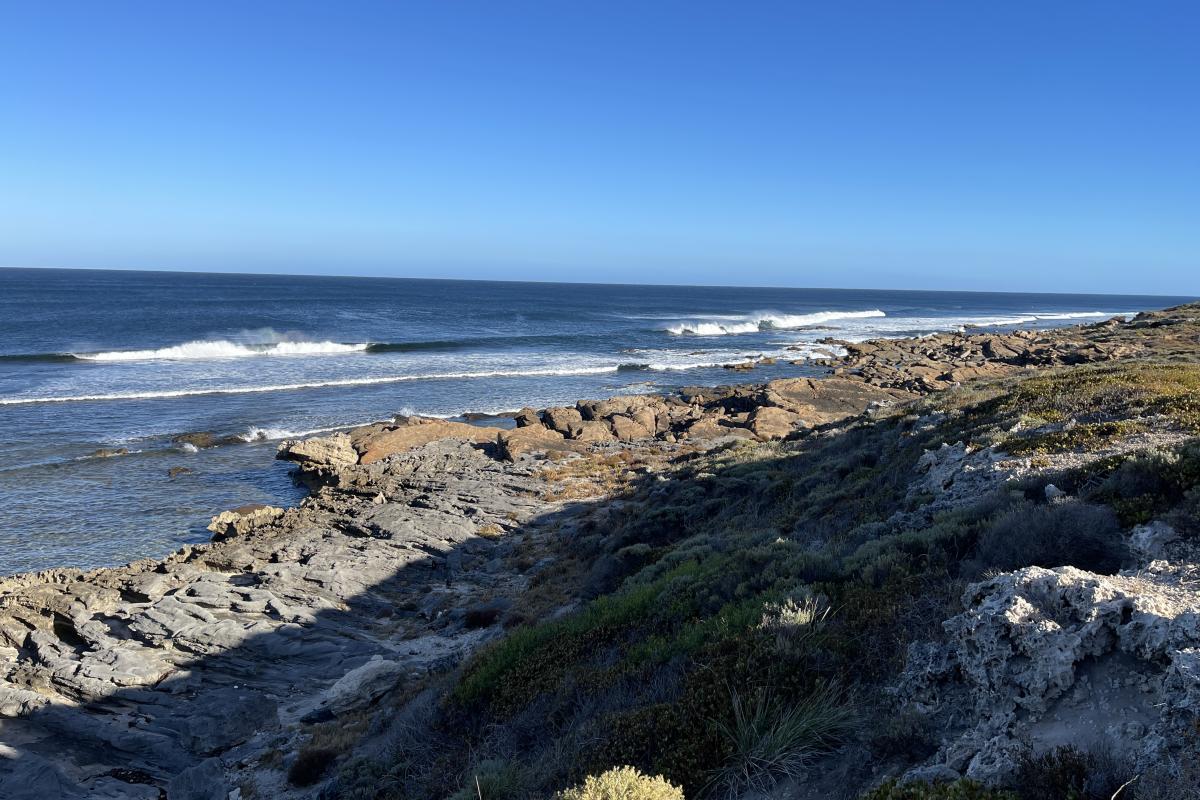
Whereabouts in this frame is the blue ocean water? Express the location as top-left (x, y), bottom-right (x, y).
top-left (0, 268), bottom-right (1191, 575)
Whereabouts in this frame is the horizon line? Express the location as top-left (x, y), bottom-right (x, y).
top-left (2, 264), bottom-right (1196, 301)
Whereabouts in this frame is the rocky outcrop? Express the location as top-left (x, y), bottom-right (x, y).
top-left (896, 558), bottom-right (1200, 783)
top-left (819, 311), bottom-right (1190, 394)
top-left (0, 439), bottom-right (574, 798)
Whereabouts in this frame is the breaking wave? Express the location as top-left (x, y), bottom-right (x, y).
top-left (73, 339), bottom-right (370, 361)
top-left (666, 309), bottom-right (886, 336)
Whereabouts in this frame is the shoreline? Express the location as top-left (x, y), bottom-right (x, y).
top-left (2, 304), bottom-right (1197, 797)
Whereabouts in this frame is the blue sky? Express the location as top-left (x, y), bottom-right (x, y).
top-left (0, 2), bottom-right (1197, 293)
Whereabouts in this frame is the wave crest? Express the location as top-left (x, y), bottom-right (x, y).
top-left (665, 309), bottom-right (886, 336)
top-left (73, 339), bottom-right (370, 362)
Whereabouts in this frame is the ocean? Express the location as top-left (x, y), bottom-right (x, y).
top-left (0, 267), bottom-right (1190, 575)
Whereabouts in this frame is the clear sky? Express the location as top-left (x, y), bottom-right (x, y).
top-left (1, 2), bottom-right (1197, 293)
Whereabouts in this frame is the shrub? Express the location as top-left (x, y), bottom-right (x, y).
top-left (706, 683), bottom-right (855, 799)
top-left (450, 759), bottom-right (529, 800)
top-left (860, 779), bottom-right (1016, 799)
top-left (975, 500), bottom-right (1125, 574)
top-left (1013, 745), bottom-right (1137, 800)
top-left (555, 766), bottom-right (684, 800)
top-left (287, 747), bottom-right (337, 787)
top-left (757, 593), bottom-right (830, 656)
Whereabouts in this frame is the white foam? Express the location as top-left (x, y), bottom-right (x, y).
top-left (74, 339), bottom-right (369, 362)
top-left (0, 365), bottom-right (622, 406)
top-left (666, 309), bottom-right (886, 336)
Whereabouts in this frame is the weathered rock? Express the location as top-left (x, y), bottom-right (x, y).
top-left (496, 427), bottom-right (588, 460)
top-left (543, 406), bottom-right (585, 437)
top-left (575, 420), bottom-right (618, 443)
top-left (609, 414), bottom-right (654, 442)
top-left (763, 377), bottom-right (915, 424)
top-left (277, 431), bottom-right (357, 467)
top-left (897, 562), bottom-right (1200, 782)
top-left (350, 420), bottom-right (497, 464)
top-left (89, 447), bottom-right (129, 458)
top-left (747, 406), bottom-right (806, 440)
top-left (512, 407), bottom-right (542, 428)
top-left (207, 504), bottom-right (284, 538)
top-left (166, 758), bottom-right (226, 800)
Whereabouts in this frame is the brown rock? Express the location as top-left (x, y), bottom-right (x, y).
top-left (497, 427), bottom-right (589, 461)
top-left (277, 432), bottom-right (359, 467)
top-left (609, 414), bottom-right (655, 442)
top-left (351, 420), bottom-right (496, 464)
top-left (748, 406), bottom-right (806, 440)
top-left (575, 421), bottom-right (618, 443)
top-left (683, 415), bottom-right (755, 441)
top-left (764, 377), bottom-right (915, 425)
top-left (543, 406), bottom-right (585, 437)
top-left (512, 407), bottom-right (542, 428)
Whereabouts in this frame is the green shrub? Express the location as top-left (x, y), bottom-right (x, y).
top-left (555, 766), bottom-right (684, 800)
top-left (450, 759), bottom-right (529, 800)
top-left (706, 683), bottom-right (855, 799)
top-left (287, 747), bottom-right (337, 787)
top-left (860, 779), bottom-right (1016, 799)
top-left (975, 500), bottom-right (1125, 574)
top-left (1013, 745), bottom-right (1137, 800)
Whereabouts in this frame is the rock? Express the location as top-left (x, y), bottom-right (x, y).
top-left (207, 505), bottom-right (284, 538)
top-left (496, 427), bottom-right (588, 461)
top-left (173, 432), bottom-right (218, 449)
top-left (166, 758), bottom-right (226, 800)
top-left (277, 432), bottom-right (357, 467)
top-left (89, 448), bottom-right (129, 458)
top-left (897, 563), bottom-right (1200, 783)
top-left (747, 406), bottom-right (806, 440)
top-left (543, 407), bottom-right (584, 437)
top-left (763, 377), bottom-right (914, 425)
top-left (577, 395), bottom-right (662, 422)
top-left (512, 407), bottom-right (541, 428)
top-left (609, 414), bottom-right (654, 442)
top-left (684, 415), bottom-right (754, 441)
top-left (575, 421), bottom-right (618, 443)
top-left (316, 656), bottom-right (405, 715)
top-left (350, 420), bottom-right (497, 464)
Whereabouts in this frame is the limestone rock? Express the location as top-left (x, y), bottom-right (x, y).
top-left (277, 432), bottom-right (357, 467)
top-left (207, 505), bottom-right (283, 538)
top-left (350, 420), bottom-right (496, 464)
top-left (543, 406), bottom-right (585, 437)
top-left (747, 406), bottom-right (806, 440)
top-left (763, 377), bottom-right (914, 425)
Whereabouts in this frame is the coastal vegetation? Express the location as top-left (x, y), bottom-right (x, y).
top-left (326, 336), bottom-right (1200, 798)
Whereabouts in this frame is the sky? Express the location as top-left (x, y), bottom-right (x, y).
top-left (0, 2), bottom-right (1197, 294)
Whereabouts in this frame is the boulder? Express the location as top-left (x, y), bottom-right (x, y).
top-left (496, 427), bottom-right (589, 461)
top-left (575, 420), bottom-right (618, 443)
top-left (543, 406), bottom-right (585, 437)
top-left (207, 505), bottom-right (284, 538)
top-left (747, 406), bottom-right (806, 440)
top-left (763, 377), bottom-right (914, 425)
top-left (684, 415), bottom-right (754, 441)
top-left (276, 432), bottom-right (358, 467)
top-left (512, 407), bottom-right (541, 428)
top-left (577, 394), bottom-right (662, 421)
top-left (350, 420), bottom-right (496, 464)
top-left (609, 414), bottom-right (654, 442)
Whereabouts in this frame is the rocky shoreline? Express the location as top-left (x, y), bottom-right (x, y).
top-left (2, 305), bottom-right (1199, 799)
